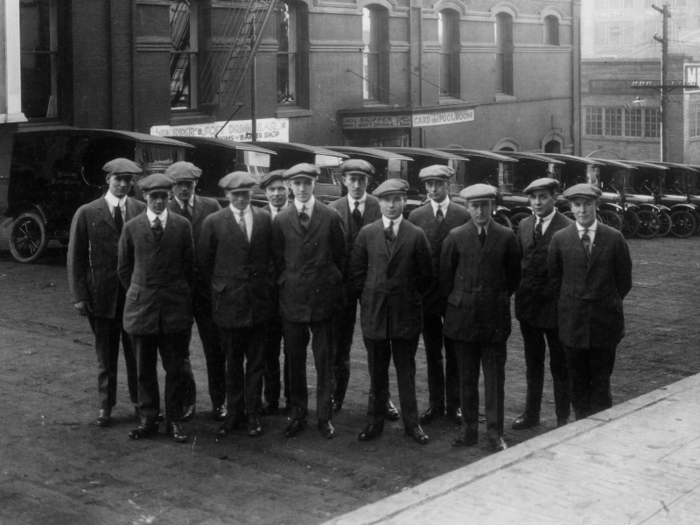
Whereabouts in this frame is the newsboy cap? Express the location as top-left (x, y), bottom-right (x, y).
top-left (284, 163), bottom-right (320, 180)
top-left (563, 183), bottom-right (602, 200)
top-left (459, 183), bottom-right (498, 201)
top-left (340, 159), bottom-right (375, 178)
top-left (372, 178), bottom-right (409, 198)
top-left (419, 165), bottom-right (454, 182)
top-left (523, 177), bottom-right (560, 195)
top-left (103, 158), bottom-right (142, 176)
top-left (137, 173), bottom-right (175, 193)
top-left (219, 171), bottom-right (258, 192)
top-left (259, 169), bottom-right (287, 189)
top-left (164, 161), bottom-right (202, 182)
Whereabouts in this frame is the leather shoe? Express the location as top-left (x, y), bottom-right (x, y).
top-left (247, 416), bottom-right (263, 437)
top-left (284, 418), bottom-right (306, 438)
top-left (358, 423), bottom-right (384, 442)
top-left (419, 406), bottom-right (444, 425)
top-left (452, 429), bottom-right (478, 447)
top-left (318, 419), bottom-right (336, 440)
top-left (490, 437), bottom-right (508, 452)
top-left (212, 405), bottom-right (227, 421)
top-left (557, 417), bottom-right (569, 428)
top-left (181, 404), bottom-right (196, 422)
top-left (261, 401), bottom-right (279, 417)
top-left (512, 413), bottom-right (539, 430)
top-left (217, 413), bottom-right (246, 437)
top-left (94, 409), bottom-right (111, 427)
top-left (446, 407), bottom-right (462, 425)
top-left (128, 422), bottom-right (159, 440)
top-left (405, 425), bottom-right (429, 445)
top-left (385, 400), bottom-right (400, 421)
top-left (166, 421), bottom-right (189, 443)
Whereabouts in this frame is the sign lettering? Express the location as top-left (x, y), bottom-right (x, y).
top-left (151, 118), bottom-right (290, 143)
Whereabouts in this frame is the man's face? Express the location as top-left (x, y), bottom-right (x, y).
top-left (265, 180), bottom-right (288, 208)
top-left (379, 194), bottom-right (405, 220)
top-left (174, 180), bottom-right (195, 202)
top-left (425, 180), bottom-right (448, 203)
top-left (146, 191), bottom-right (169, 215)
top-left (343, 174), bottom-right (369, 200)
top-left (106, 174), bottom-right (133, 199)
top-left (291, 177), bottom-right (315, 203)
top-left (467, 199), bottom-right (493, 228)
top-left (227, 189), bottom-right (252, 211)
top-left (570, 197), bottom-right (597, 228)
top-left (529, 189), bottom-right (556, 218)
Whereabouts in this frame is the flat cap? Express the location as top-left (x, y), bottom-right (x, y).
top-left (340, 159), bottom-right (375, 178)
top-left (284, 163), bottom-right (320, 180)
top-left (563, 183), bottom-right (602, 200)
top-left (459, 183), bottom-right (498, 201)
top-left (419, 165), bottom-right (453, 182)
top-left (259, 169), bottom-right (287, 189)
top-left (164, 161), bottom-right (202, 182)
top-left (103, 158), bottom-right (142, 176)
top-left (523, 177), bottom-right (560, 195)
top-left (219, 171), bottom-right (258, 192)
top-left (137, 173), bottom-right (174, 193)
top-left (372, 178), bottom-right (409, 198)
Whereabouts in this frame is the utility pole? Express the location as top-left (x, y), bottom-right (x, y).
top-left (652, 3), bottom-right (670, 161)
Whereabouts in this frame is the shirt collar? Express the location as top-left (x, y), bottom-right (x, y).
top-left (146, 208), bottom-right (168, 223)
top-left (430, 197), bottom-right (450, 214)
top-left (175, 195), bottom-right (193, 209)
top-left (576, 220), bottom-right (597, 232)
top-left (295, 196), bottom-right (315, 212)
top-left (230, 204), bottom-right (252, 216)
top-left (104, 191), bottom-right (126, 209)
top-left (382, 215), bottom-right (403, 229)
top-left (348, 193), bottom-right (367, 208)
top-left (536, 208), bottom-right (556, 224)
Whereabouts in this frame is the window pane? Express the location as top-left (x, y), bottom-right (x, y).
top-left (605, 107), bottom-right (622, 136)
top-left (20, 0), bottom-right (58, 118)
top-left (625, 108), bottom-right (643, 137)
top-left (585, 107), bottom-right (603, 135)
top-left (690, 103), bottom-right (700, 138)
top-left (645, 108), bottom-right (660, 138)
top-left (363, 8), bottom-right (380, 101)
top-left (170, 1), bottom-right (192, 109)
top-left (277, 3), bottom-right (297, 105)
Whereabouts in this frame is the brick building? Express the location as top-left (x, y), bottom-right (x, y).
top-left (18, 0), bottom-right (581, 155)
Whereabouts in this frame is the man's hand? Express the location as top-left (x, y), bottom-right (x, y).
top-left (74, 301), bottom-right (92, 316)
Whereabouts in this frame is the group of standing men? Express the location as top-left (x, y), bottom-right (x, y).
top-left (67, 154), bottom-right (632, 452)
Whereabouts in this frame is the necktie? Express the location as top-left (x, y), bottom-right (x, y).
top-left (182, 201), bottom-right (192, 222)
top-left (114, 203), bottom-right (123, 234)
top-left (534, 217), bottom-right (543, 244)
top-left (436, 206), bottom-right (444, 227)
top-left (352, 201), bottom-right (362, 226)
top-left (239, 210), bottom-right (248, 240)
top-left (581, 229), bottom-right (591, 262)
top-left (152, 217), bottom-right (163, 243)
top-left (384, 221), bottom-right (395, 252)
top-left (299, 206), bottom-right (310, 232)
top-left (479, 227), bottom-right (486, 247)
top-left (277, 206), bottom-right (282, 214)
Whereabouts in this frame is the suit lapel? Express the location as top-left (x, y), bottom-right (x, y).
top-left (390, 220), bottom-right (408, 260)
top-left (520, 215), bottom-right (535, 249)
top-left (191, 195), bottom-right (203, 226)
top-left (97, 198), bottom-right (118, 233)
top-left (374, 221), bottom-right (391, 259)
top-left (159, 212), bottom-right (177, 247)
top-left (139, 214), bottom-right (157, 246)
top-left (588, 224), bottom-right (606, 268)
top-left (480, 221), bottom-right (497, 260)
top-left (305, 201), bottom-right (323, 239)
top-left (364, 197), bottom-right (380, 226)
top-left (226, 207), bottom-right (249, 246)
top-left (124, 197), bottom-right (141, 222)
top-left (338, 197), bottom-right (351, 229)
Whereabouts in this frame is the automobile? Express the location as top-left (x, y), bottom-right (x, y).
top-left (176, 136), bottom-right (277, 207)
top-left (2, 126), bottom-right (193, 263)
top-left (642, 161), bottom-right (700, 237)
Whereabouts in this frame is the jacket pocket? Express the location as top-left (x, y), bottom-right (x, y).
top-left (126, 287), bottom-right (139, 301)
top-left (447, 290), bottom-right (462, 308)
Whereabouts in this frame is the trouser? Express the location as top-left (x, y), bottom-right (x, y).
top-left (422, 314), bottom-right (460, 411)
top-left (452, 339), bottom-right (507, 441)
top-left (219, 325), bottom-right (266, 418)
top-left (364, 337), bottom-right (420, 430)
top-left (261, 314), bottom-right (289, 407)
top-left (519, 321), bottom-right (570, 420)
top-left (131, 330), bottom-right (188, 424)
top-left (89, 314), bottom-right (138, 410)
top-left (333, 292), bottom-right (358, 409)
top-left (283, 319), bottom-right (335, 422)
top-left (563, 345), bottom-right (616, 420)
top-left (191, 290), bottom-right (226, 409)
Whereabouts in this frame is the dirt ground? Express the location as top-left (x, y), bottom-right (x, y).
top-left (0, 236), bottom-right (699, 525)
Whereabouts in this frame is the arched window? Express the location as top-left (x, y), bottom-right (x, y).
top-left (438, 9), bottom-right (461, 99)
top-left (544, 15), bottom-right (560, 46)
top-left (277, 1), bottom-right (309, 107)
top-left (495, 13), bottom-right (513, 96)
top-left (363, 6), bottom-right (389, 103)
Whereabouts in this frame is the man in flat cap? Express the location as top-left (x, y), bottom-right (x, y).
top-left (165, 161), bottom-right (224, 422)
top-left (548, 183), bottom-right (632, 420)
top-left (197, 172), bottom-right (275, 438)
top-left (408, 165), bottom-right (469, 426)
top-left (351, 178), bottom-right (433, 445)
top-left (272, 163), bottom-right (347, 439)
top-left (512, 178), bottom-right (572, 431)
top-left (118, 173), bottom-right (194, 443)
top-left (329, 159), bottom-right (399, 421)
top-left (440, 184), bottom-right (521, 452)
top-left (258, 169), bottom-right (290, 415)
top-left (68, 158), bottom-right (146, 427)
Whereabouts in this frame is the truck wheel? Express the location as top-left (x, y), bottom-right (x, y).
top-left (493, 211), bottom-right (512, 230)
top-left (598, 210), bottom-right (623, 232)
top-left (657, 211), bottom-right (672, 237)
top-left (670, 210), bottom-right (696, 238)
top-left (9, 212), bottom-right (48, 263)
top-left (509, 212), bottom-right (531, 236)
top-left (635, 210), bottom-right (660, 239)
top-left (621, 210), bottom-right (640, 238)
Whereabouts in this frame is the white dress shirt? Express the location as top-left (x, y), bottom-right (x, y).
top-left (534, 208), bottom-right (557, 235)
top-left (270, 202), bottom-right (288, 220)
top-left (576, 220), bottom-right (597, 245)
top-left (174, 195), bottom-right (193, 214)
top-left (230, 204), bottom-right (253, 241)
top-left (347, 194), bottom-right (367, 216)
top-left (294, 196), bottom-right (316, 220)
top-left (381, 214), bottom-right (402, 236)
top-left (104, 191), bottom-right (127, 221)
top-left (146, 208), bottom-right (168, 229)
top-left (430, 197), bottom-right (450, 218)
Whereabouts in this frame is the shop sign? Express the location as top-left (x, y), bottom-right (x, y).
top-left (590, 79), bottom-right (653, 94)
top-left (684, 64), bottom-right (700, 93)
top-left (151, 118), bottom-right (290, 142)
top-left (341, 115), bottom-right (412, 129)
top-left (412, 109), bottom-right (474, 127)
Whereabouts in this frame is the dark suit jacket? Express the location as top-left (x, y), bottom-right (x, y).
top-left (197, 207), bottom-right (274, 329)
top-left (67, 196), bottom-right (146, 319)
top-left (408, 200), bottom-right (470, 316)
top-left (118, 212), bottom-right (195, 335)
top-left (329, 194), bottom-right (382, 296)
top-left (351, 219), bottom-right (433, 340)
top-left (548, 222), bottom-right (632, 348)
top-left (514, 211), bottom-right (573, 329)
top-left (440, 220), bottom-right (521, 343)
top-left (272, 199), bottom-right (347, 323)
top-left (168, 195), bottom-right (221, 244)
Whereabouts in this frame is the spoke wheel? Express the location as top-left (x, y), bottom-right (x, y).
top-left (691, 211), bottom-right (700, 235)
top-left (621, 210), bottom-right (640, 238)
top-left (635, 209), bottom-right (660, 239)
top-left (492, 211), bottom-right (512, 231)
top-left (597, 210), bottom-right (623, 232)
top-left (670, 210), bottom-right (697, 238)
top-left (656, 211), bottom-right (672, 237)
top-left (510, 212), bottom-right (531, 236)
top-left (9, 212), bottom-right (49, 263)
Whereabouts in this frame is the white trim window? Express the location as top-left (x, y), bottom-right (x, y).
top-left (585, 106), bottom-right (660, 138)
